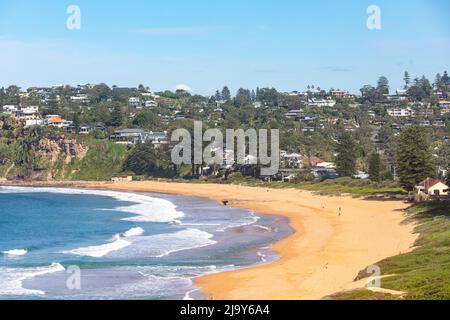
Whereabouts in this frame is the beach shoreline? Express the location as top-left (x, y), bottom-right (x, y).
top-left (0, 180), bottom-right (418, 300)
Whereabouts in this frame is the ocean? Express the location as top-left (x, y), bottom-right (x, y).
top-left (0, 186), bottom-right (292, 300)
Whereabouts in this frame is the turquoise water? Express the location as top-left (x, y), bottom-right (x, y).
top-left (0, 187), bottom-right (291, 300)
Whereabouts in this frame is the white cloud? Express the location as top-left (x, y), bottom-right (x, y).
top-left (175, 84), bottom-right (192, 92)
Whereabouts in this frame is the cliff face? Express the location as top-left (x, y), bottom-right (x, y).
top-left (29, 137), bottom-right (90, 180)
top-left (36, 138), bottom-right (89, 165)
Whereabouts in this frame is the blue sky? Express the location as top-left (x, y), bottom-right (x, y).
top-left (0, 0), bottom-right (449, 95)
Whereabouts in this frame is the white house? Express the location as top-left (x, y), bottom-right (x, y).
top-left (21, 106), bottom-right (39, 115)
top-left (308, 98), bottom-right (336, 108)
top-left (387, 107), bottom-right (414, 117)
top-left (439, 101), bottom-right (450, 114)
top-left (316, 161), bottom-right (336, 169)
top-left (70, 94), bottom-right (90, 104)
top-left (145, 100), bottom-right (158, 108)
top-left (2, 105), bottom-right (18, 113)
top-left (353, 171), bottom-right (370, 179)
top-left (396, 89), bottom-right (408, 96)
top-left (415, 177), bottom-right (449, 201)
top-left (129, 97), bottom-right (141, 107)
top-left (141, 92), bottom-right (160, 99)
top-left (79, 125), bottom-right (93, 135)
top-left (25, 119), bottom-right (45, 127)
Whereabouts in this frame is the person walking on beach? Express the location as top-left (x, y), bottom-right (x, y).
top-left (339, 207), bottom-right (342, 216)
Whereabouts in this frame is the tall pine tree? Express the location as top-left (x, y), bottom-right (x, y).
top-left (396, 126), bottom-right (436, 191)
top-left (377, 76), bottom-right (390, 95)
top-left (109, 106), bottom-right (123, 127)
top-left (335, 132), bottom-right (357, 177)
top-left (221, 86), bottom-right (231, 101)
top-left (214, 90), bottom-right (221, 101)
top-left (369, 153), bottom-right (381, 182)
top-left (403, 71), bottom-right (410, 89)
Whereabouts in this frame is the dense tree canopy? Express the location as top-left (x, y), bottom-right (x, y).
top-left (122, 141), bottom-right (170, 176)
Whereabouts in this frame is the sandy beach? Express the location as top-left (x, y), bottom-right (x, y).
top-left (61, 180), bottom-right (417, 300)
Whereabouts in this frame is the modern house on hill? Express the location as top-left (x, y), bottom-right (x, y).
top-left (109, 129), bottom-right (168, 147)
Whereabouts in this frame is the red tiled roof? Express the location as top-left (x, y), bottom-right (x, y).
top-left (47, 117), bottom-right (63, 123)
top-left (418, 177), bottom-right (443, 189)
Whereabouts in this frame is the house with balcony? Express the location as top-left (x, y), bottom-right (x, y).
top-left (109, 129), bottom-right (168, 147)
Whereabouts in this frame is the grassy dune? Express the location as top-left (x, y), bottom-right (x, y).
top-left (222, 177), bottom-right (408, 198)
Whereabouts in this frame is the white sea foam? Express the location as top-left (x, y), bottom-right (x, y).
top-left (170, 219), bottom-right (182, 225)
top-left (0, 186), bottom-right (184, 223)
top-left (1, 249), bottom-right (28, 256)
top-left (123, 227), bottom-right (145, 237)
top-left (253, 225), bottom-right (272, 232)
top-left (179, 222), bottom-right (221, 226)
top-left (183, 289), bottom-right (198, 300)
top-left (62, 226), bottom-right (144, 258)
top-left (107, 228), bottom-right (217, 259)
top-left (257, 251), bottom-right (267, 263)
top-left (64, 237), bottom-right (131, 258)
top-left (216, 213), bottom-right (260, 232)
top-left (64, 227), bottom-right (215, 259)
top-left (0, 263), bottom-right (65, 296)
top-left (136, 265), bottom-right (219, 278)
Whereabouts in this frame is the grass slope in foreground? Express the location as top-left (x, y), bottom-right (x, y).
top-left (328, 201), bottom-right (450, 300)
